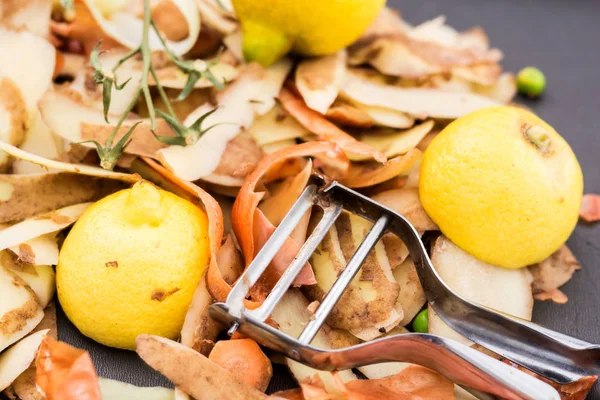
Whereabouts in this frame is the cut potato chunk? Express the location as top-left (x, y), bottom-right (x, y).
top-left (270, 289), bottom-right (356, 392)
top-left (0, 266), bottom-right (44, 352)
top-left (0, 329), bottom-right (49, 391)
top-left (306, 212), bottom-right (399, 336)
top-left (428, 236), bottom-right (534, 345)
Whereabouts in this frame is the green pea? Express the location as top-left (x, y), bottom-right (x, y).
top-left (517, 66), bottom-right (546, 98)
top-left (412, 309), bottom-right (429, 333)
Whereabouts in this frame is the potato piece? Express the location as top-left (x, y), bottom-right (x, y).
top-left (9, 233), bottom-right (58, 266)
top-left (382, 234), bottom-right (409, 268)
top-left (529, 245), bottom-right (580, 304)
top-left (12, 112), bottom-right (61, 175)
top-left (135, 334), bottom-right (267, 400)
top-left (99, 378), bottom-right (175, 400)
top-left (371, 188), bottom-right (438, 231)
top-left (295, 50), bottom-right (346, 114)
top-left (428, 236), bottom-right (534, 345)
top-left (179, 276), bottom-right (220, 357)
top-left (0, 28), bottom-right (55, 113)
top-left (0, 266), bottom-right (44, 352)
top-left (351, 103), bottom-right (415, 129)
top-left (393, 258), bottom-right (426, 326)
top-left (354, 120), bottom-right (435, 161)
top-left (247, 105), bottom-right (310, 146)
top-left (0, 173), bottom-right (125, 224)
top-left (341, 69), bottom-right (499, 120)
top-left (270, 290), bottom-right (356, 392)
top-left (1, 251), bottom-right (55, 307)
top-left (0, 78), bottom-right (28, 171)
top-left (306, 212), bottom-right (400, 338)
top-left (11, 303), bottom-right (59, 400)
top-left (0, 329), bottom-right (49, 391)
top-left (0, 203), bottom-right (90, 252)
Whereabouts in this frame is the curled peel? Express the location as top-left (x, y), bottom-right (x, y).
top-left (232, 141), bottom-right (349, 269)
top-left (35, 337), bottom-right (102, 400)
top-left (278, 88), bottom-right (386, 163)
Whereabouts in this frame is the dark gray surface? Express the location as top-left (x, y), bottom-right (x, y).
top-left (57, 0), bottom-right (600, 397)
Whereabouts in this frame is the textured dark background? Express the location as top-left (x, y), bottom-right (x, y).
top-left (57, 0), bottom-right (600, 397)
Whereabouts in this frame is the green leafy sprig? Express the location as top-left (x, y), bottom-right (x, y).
top-left (89, 0), bottom-right (223, 170)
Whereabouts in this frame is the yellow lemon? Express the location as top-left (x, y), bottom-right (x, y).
top-left (57, 181), bottom-right (210, 350)
top-left (232, 0), bottom-right (385, 66)
top-left (419, 106), bottom-right (583, 269)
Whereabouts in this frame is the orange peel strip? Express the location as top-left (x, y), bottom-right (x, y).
top-left (580, 194), bottom-right (600, 223)
top-left (232, 141), bottom-right (349, 271)
top-left (279, 88), bottom-right (386, 163)
top-left (35, 337), bottom-right (102, 400)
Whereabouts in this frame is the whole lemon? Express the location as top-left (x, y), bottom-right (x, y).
top-left (419, 106), bottom-right (583, 269)
top-left (57, 181), bottom-right (210, 350)
top-left (232, 0), bottom-right (386, 66)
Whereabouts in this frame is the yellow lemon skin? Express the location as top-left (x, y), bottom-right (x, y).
top-left (57, 181), bottom-right (210, 350)
top-left (232, 0), bottom-right (385, 66)
top-left (419, 106), bottom-right (583, 269)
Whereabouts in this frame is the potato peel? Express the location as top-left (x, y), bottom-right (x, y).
top-left (0, 267), bottom-right (44, 353)
top-left (39, 90), bottom-right (172, 159)
top-left (429, 236), bottom-right (534, 345)
top-left (0, 329), bottom-right (49, 392)
top-left (0, 172), bottom-right (127, 224)
top-left (135, 334), bottom-right (268, 400)
top-left (341, 69), bottom-right (499, 119)
top-left (82, 0), bottom-right (200, 56)
top-left (529, 245), bottom-right (581, 304)
top-left (0, 141), bottom-right (141, 183)
top-left (339, 149), bottom-right (421, 189)
top-left (0, 203), bottom-right (90, 252)
top-left (295, 50), bottom-right (347, 114)
top-left (158, 61), bottom-right (292, 181)
top-left (278, 88), bottom-right (386, 163)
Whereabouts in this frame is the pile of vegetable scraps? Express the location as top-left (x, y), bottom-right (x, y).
top-left (0, 0), bottom-right (599, 399)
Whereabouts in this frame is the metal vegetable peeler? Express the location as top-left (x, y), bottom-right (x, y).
top-left (210, 178), bottom-right (600, 400)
